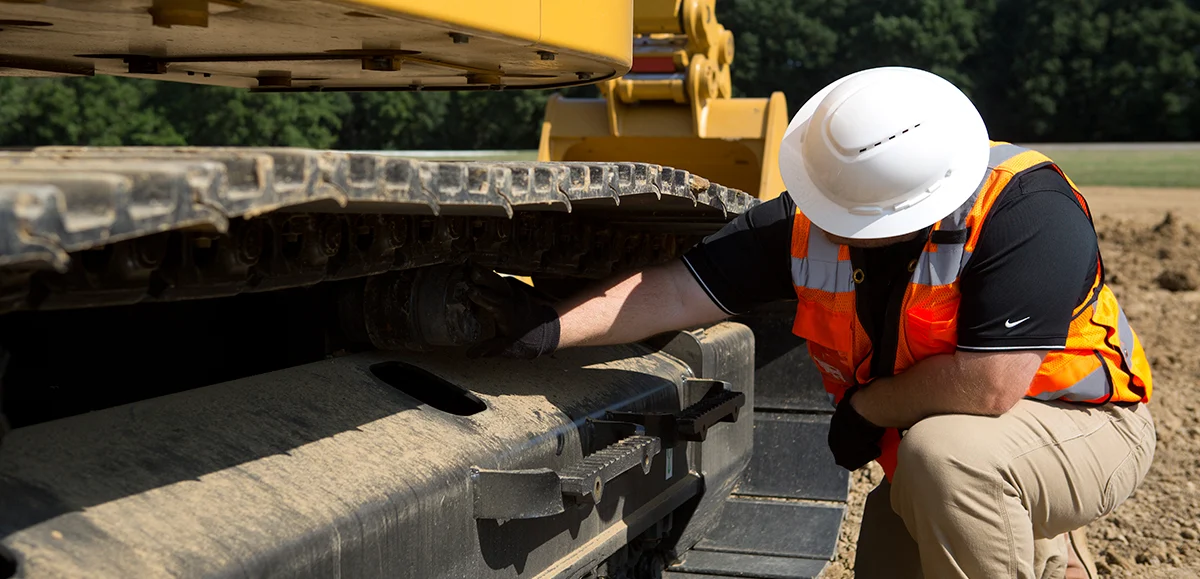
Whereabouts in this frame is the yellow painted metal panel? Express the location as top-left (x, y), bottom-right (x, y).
top-left (700, 99), bottom-right (775, 139)
top-left (555, 135), bottom-right (767, 195)
top-left (536, 0), bottom-right (785, 200)
top-left (539, 94), bottom-right (789, 199)
top-left (633, 0), bottom-right (684, 34)
top-left (539, 0), bottom-right (634, 73)
top-left (756, 92), bottom-right (788, 201)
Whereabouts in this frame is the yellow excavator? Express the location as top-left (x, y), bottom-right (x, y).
top-left (0, 2), bottom-right (845, 578)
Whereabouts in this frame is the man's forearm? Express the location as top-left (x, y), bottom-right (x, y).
top-left (850, 350), bottom-right (1046, 429)
top-left (554, 260), bottom-right (728, 349)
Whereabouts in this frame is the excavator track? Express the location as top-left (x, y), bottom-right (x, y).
top-left (0, 148), bottom-right (849, 579)
top-left (0, 147), bottom-right (760, 315)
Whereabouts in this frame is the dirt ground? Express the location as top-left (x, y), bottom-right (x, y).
top-left (821, 186), bottom-right (1200, 578)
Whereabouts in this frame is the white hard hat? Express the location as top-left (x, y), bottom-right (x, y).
top-left (778, 67), bottom-right (990, 239)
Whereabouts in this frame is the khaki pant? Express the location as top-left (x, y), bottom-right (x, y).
top-left (854, 399), bottom-right (1156, 579)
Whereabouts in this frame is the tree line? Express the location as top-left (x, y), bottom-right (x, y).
top-left (1, 0), bottom-right (1197, 150)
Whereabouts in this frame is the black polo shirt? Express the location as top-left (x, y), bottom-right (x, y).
top-left (680, 165), bottom-right (1099, 359)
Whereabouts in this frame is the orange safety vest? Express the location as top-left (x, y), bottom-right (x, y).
top-left (789, 141), bottom-right (1153, 480)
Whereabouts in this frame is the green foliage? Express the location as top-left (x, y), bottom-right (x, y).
top-left (148, 84), bottom-right (353, 148)
top-left (720, 0), bottom-right (987, 109)
top-left (0, 0), bottom-right (1196, 148)
top-left (978, 0), bottom-right (1200, 141)
top-left (841, 0), bottom-right (987, 91)
top-left (337, 92), bottom-right (450, 151)
top-left (720, 0), bottom-right (1199, 142)
top-left (721, 0), bottom-right (850, 104)
top-left (0, 77), bottom-right (183, 146)
top-left (337, 91), bottom-right (553, 151)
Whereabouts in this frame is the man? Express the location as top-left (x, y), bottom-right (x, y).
top-left (465, 67), bottom-right (1157, 579)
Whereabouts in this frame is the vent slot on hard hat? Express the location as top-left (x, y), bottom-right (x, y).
top-left (858, 123), bottom-right (921, 154)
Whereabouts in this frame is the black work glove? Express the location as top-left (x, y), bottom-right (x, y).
top-left (464, 266), bottom-right (561, 360)
top-left (827, 384), bottom-right (887, 471)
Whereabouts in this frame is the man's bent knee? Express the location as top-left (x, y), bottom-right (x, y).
top-left (887, 411), bottom-right (1015, 541)
top-left (892, 413), bottom-right (1009, 491)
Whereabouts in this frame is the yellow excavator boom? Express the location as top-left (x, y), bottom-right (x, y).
top-left (537, 0), bottom-right (787, 200)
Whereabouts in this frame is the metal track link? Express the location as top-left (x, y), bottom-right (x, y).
top-left (0, 147), bottom-right (761, 314)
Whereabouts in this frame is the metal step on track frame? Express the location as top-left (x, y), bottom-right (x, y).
top-left (653, 305), bottom-right (852, 579)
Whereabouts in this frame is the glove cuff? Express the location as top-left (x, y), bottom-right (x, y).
top-left (534, 303), bottom-right (561, 357)
top-left (837, 385), bottom-right (885, 434)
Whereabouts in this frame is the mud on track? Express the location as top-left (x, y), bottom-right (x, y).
top-left (821, 187), bottom-right (1200, 578)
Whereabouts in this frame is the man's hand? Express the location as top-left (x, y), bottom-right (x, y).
top-left (828, 384), bottom-right (887, 471)
top-left (464, 266), bottom-right (561, 359)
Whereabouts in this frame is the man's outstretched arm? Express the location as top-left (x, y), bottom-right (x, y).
top-left (466, 194), bottom-right (798, 359)
top-left (465, 259), bottom-right (730, 358)
top-left (554, 259), bottom-right (730, 349)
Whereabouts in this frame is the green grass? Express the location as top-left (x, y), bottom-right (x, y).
top-left (412, 150), bottom-right (538, 161)
top-left (364, 150), bottom-right (538, 161)
top-left (1027, 146), bottom-right (1200, 188)
top-left (381, 146), bottom-right (1200, 188)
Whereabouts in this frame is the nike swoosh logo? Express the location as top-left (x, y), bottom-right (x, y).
top-left (1005, 317), bottom-right (1031, 328)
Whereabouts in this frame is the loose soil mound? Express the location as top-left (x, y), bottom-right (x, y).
top-left (821, 194), bottom-right (1200, 578)
top-left (1088, 211), bottom-right (1200, 578)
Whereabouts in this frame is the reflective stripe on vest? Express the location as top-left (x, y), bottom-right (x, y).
top-left (1031, 355), bottom-right (1111, 402)
top-left (790, 224), bottom-right (854, 293)
top-left (788, 141), bottom-right (1153, 480)
top-left (911, 143), bottom-right (1031, 287)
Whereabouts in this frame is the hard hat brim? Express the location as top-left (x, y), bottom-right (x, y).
top-left (778, 68), bottom-right (990, 240)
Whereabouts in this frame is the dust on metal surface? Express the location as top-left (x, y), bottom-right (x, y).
top-left (0, 342), bottom-right (739, 578)
top-left (0, 148), bottom-right (756, 267)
